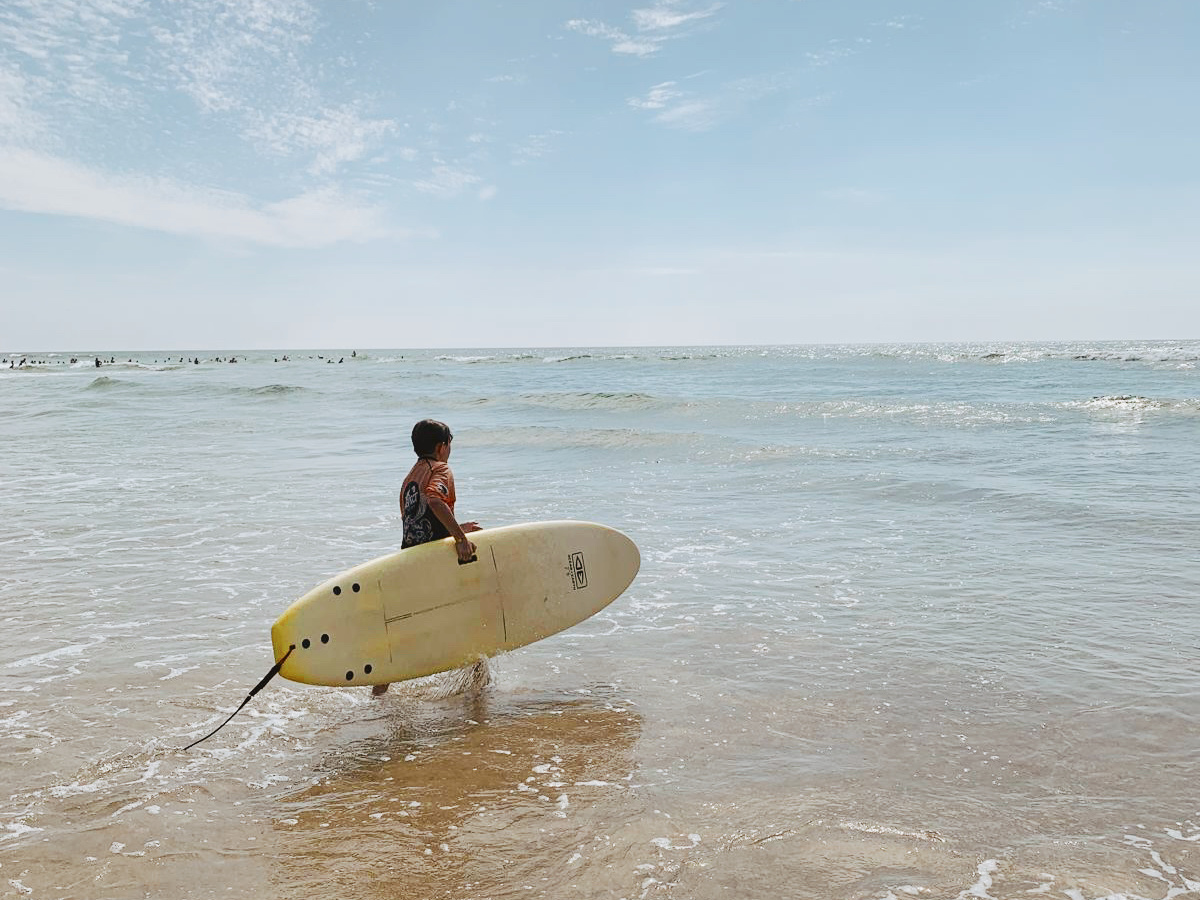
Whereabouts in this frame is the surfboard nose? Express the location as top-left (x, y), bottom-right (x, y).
top-left (271, 571), bottom-right (391, 686)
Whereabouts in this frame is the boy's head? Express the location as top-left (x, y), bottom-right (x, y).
top-left (412, 419), bottom-right (453, 458)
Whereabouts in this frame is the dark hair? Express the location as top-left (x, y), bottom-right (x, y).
top-left (412, 419), bottom-right (452, 457)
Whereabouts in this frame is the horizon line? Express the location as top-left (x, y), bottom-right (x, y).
top-left (4, 337), bottom-right (1197, 356)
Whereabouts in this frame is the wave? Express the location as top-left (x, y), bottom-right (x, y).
top-left (424, 342), bottom-right (1200, 366)
top-left (517, 391), bottom-right (667, 412)
top-left (478, 425), bottom-right (705, 451)
top-left (231, 384), bottom-right (308, 398)
top-left (461, 393), bottom-right (1052, 426)
top-left (970, 343), bottom-right (1200, 365)
top-left (434, 355), bottom-right (498, 364)
top-left (760, 342), bottom-right (1200, 365)
top-left (84, 376), bottom-right (130, 390)
top-left (422, 350), bottom-right (721, 365)
top-left (1068, 395), bottom-right (1200, 414)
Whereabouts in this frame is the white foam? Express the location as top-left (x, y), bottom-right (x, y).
top-left (838, 821), bottom-right (945, 842)
top-left (955, 860), bottom-right (998, 900)
top-left (1, 822), bottom-right (42, 842)
top-left (649, 834), bottom-right (701, 851)
top-left (4, 638), bottom-right (105, 670)
top-left (1166, 828), bottom-right (1200, 842)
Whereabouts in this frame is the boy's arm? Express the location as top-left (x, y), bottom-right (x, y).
top-left (427, 495), bottom-right (477, 562)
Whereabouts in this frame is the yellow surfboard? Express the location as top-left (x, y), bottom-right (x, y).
top-left (271, 521), bottom-right (640, 687)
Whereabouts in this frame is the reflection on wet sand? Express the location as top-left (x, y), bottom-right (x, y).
top-left (268, 690), bottom-right (643, 899)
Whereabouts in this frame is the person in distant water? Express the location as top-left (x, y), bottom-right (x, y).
top-left (373, 419), bottom-right (481, 696)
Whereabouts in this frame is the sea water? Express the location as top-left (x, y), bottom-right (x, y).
top-left (1, 343), bottom-right (1198, 899)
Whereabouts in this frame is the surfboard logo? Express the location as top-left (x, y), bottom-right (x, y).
top-left (567, 551), bottom-right (588, 590)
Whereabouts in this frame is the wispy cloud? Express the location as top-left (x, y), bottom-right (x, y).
top-left (627, 81), bottom-right (684, 110)
top-left (149, 0), bottom-right (320, 115)
top-left (0, 0), bottom-right (144, 117)
top-left (0, 63), bottom-right (43, 143)
top-left (805, 39), bottom-right (861, 68)
top-left (0, 147), bottom-right (401, 248)
top-left (628, 73), bottom-right (790, 132)
top-left (653, 98), bottom-right (720, 131)
top-left (413, 164), bottom-right (482, 198)
top-left (146, 0), bottom-right (399, 172)
top-left (632, 2), bottom-right (722, 32)
top-left (564, 19), bottom-right (659, 58)
top-left (0, 0), bottom-right (422, 243)
top-left (248, 106), bottom-right (397, 176)
top-left (1, 0), bottom-right (396, 177)
top-left (566, 1), bottom-right (722, 57)
top-left (1019, 0), bottom-right (1077, 24)
top-left (511, 130), bottom-right (564, 166)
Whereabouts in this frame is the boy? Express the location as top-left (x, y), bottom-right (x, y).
top-left (401, 419), bottom-right (481, 561)
top-left (374, 419), bottom-right (481, 696)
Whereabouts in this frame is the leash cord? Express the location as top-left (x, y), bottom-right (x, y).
top-left (182, 645), bottom-right (294, 751)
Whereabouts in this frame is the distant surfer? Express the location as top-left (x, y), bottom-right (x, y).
top-left (373, 419), bottom-right (481, 696)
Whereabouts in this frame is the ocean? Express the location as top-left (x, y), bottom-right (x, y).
top-left (1, 342), bottom-right (1198, 900)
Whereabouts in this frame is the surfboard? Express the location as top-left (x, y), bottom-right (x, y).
top-left (271, 521), bottom-right (639, 687)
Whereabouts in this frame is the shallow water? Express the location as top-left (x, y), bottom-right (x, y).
top-left (2, 343), bottom-right (1199, 899)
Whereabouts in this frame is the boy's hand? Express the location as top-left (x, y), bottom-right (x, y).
top-left (455, 536), bottom-right (477, 563)
top-left (462, 522), bottom-right (482, 533)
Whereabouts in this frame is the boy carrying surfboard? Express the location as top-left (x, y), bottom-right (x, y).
top-left (373, 419), bottom-right (481, 696)
top-left (400, 419), bottom-right (481, 561)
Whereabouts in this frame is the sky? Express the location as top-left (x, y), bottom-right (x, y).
top-left (1, 0), bottom-right (1198, 350)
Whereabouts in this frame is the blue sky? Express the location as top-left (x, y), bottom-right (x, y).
top-left (1, 0), bottom-right (1197, 349)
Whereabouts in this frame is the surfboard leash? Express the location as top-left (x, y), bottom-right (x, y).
top-left (181, 645), bottom-right (295, 752)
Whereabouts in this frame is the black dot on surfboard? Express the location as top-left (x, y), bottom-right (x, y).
top-left (302, 638), bottom-right (311, 649)
top-left (352, 583), bottom-right (360, 592)
top-left (321, 634), bottom-right (329, 644)
top-left (346, 671), bottom-right (354, 681)
top-left (333, 585), bottom-right (341, 596)
top-left (364, 664), bottom-right (372, 674)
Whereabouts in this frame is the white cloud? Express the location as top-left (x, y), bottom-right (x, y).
top-left (630, 72), bottom-right (797, 132)
top-left (413, 165), bottom-right (482, 198)
top-left (632, 2), bottom-right (722, 32)
top-left (149, 0), bottom-right (319, 115)
top-left (0, 0), bottom-right (396, 179)
top-left (0, 64), bottom-right (43, 143)
top-left (0, 147), bottom-right (401, 247)
top-left (566, 2), bottom-right (721, 56)
top-left (628, 81), bottom-right (683, 110)
top-left (248, 106), bottom-right (397, 175)
top-left (478, 185), bottom-right (497, 202)
top-left (0, 0), bottom-right (144, 115)
top-left (143, 0), bottom-right (400, 175)
top-left (653, 98), bottom-right (719, 131)
top-left (564, 19), bottom-right (659, 57)
top-left (805, 41), bottom-right (859, 68)
top-left (511, 130), bottom-right (563, 166)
